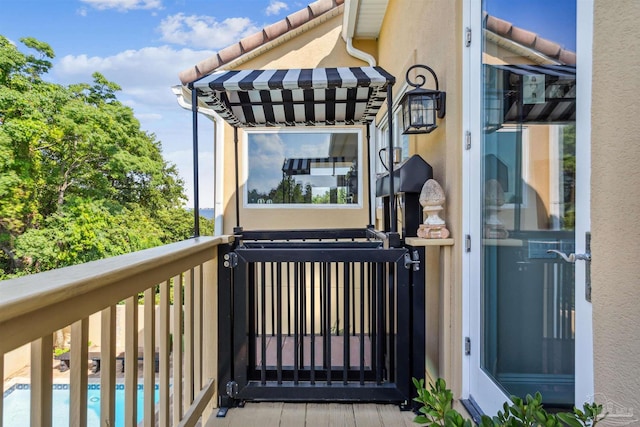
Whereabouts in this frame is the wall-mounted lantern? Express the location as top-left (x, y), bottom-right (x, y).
top-left (400, 64), bottom-right (446, 134)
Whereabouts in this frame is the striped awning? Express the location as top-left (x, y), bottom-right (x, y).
top-left (192, 67), bottom-right (395, 127)
top-left (488, 64), bottom-right (576, 124)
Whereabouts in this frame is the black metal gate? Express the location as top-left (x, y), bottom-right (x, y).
top-left (218, 229), bottom-right (422, 408)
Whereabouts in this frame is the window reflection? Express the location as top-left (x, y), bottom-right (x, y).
top-left (246, 130), bottom-right (360, 206)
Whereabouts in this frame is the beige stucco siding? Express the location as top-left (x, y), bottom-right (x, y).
top-left (220, 14), bottom-right (374, 234)
top-left (374, 0), bottom-right (463, 394)
top-left (591, 0), bottom-right (640, 415)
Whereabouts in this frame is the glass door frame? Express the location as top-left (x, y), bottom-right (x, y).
top-left (462, 0), bottom-right (594, 415)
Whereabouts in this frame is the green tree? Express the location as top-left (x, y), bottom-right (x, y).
top-left (0, 35), bottom-right (194, 278)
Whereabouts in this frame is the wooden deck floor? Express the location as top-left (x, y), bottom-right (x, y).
top-left (205, 402), bottom-right (417, 427)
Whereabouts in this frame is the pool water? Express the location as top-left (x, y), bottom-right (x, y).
top-left (3, 384), bottom-right (160, 427)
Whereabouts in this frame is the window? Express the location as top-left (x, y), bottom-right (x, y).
top-left (375, 106), bottom-right (409, 208)
top-left (245, 129), bottom-right (362, 207)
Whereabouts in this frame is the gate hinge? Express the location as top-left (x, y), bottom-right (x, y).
top-left (465, 337), bottom-right (471, 355)
top-left (223, 252), bottom-right (238, 268)
top-left (226, 381), bottom-right (239, 398)
top-left (465, 235), bottom-right (471, 253)
top-left (465, 130), bottom-right (471, 150)
top-left (404, 250), bottom-right (420, 271)
top-left (465, 27), bottom-right (472, 47)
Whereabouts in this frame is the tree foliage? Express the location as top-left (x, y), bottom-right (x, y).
top-left (0, 35), bottom-right (210, 279)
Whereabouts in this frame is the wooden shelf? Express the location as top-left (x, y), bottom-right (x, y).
top-left (405, 237), bottom-right (455, 247)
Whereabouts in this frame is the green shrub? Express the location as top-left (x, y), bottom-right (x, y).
top-left (412, 377), bottom-right (604, 427)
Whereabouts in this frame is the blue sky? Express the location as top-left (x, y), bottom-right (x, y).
top-left (1, 0), bottom-right (300, 208)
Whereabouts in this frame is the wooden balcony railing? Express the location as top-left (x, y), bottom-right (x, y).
top-left (0, 236), bottom-right (229, 427)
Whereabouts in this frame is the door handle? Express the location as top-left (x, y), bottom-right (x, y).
top-left (547, 249), bottom-right (591, 263)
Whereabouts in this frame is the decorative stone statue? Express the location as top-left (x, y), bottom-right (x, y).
top-left (417, 179), bottom-right (450, 239)
top-left (483, 179), bottom-right (509, 239)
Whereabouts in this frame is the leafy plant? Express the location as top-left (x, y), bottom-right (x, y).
top-left (53, 347), bottom-right (70, 358)
top-left (413, 378), bottom-right (472, 427)
top-left (412, 377), bottom-right (604, 427)
top-left (557, 403), bottom-right (605, 427)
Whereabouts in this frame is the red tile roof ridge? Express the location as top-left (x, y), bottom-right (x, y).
top-left (484, 12), bottom-right (576, 65)
top-left (179, 0), bottom-right (345, 85)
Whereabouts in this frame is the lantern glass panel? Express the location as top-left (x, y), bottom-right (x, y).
top-left (411, 95), bottom-right (436, 127)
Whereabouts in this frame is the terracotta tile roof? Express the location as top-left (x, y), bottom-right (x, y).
top-left (179, 0), bottom-right (345, 85)
top-left (484, 12), bottom-right (576, 65)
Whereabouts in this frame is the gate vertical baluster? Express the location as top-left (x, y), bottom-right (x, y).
top-left (335, 262), bottom-right (340, 337)
top-left (261, 262), bottom-right (267, 385)
top-left (351, 262), bottom-right (356, 336)
top-left (271, 262), bottom-right (275, 337)
top-left (360, 262), bottom-right (366, 385)
top-left (370, 262), bottom-right (376, 383)
top-left (319, 262), bottom-right (324, 338)
top-left (247, 264), bottom-right (255, 387)
top-left (388, 262), bottom-right (395, 383)
top-left (325, 262), bottom-right (332, 385)
top-left (343, 262), bottom-right (350, 384)
top-left (300, 262), bottom-right (306, 371)
top-left (294, 262), bottom-right (299, 384)
top-left (376, 262), bottom-right (384, 385)
top-left (310, 262), bottom-right (316, 384)
top-left (287, 263), bottom-right (291, 337)
top-left (276, 262), bottom-right (283, 384)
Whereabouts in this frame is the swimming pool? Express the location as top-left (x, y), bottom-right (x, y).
top-left (3, 383), bottom-right (160, 427)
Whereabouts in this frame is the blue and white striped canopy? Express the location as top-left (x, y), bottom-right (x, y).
top-left (192, 67), bottom-right (395, 127)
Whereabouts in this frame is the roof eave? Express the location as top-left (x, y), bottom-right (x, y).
top-left (342, 0), bottom-right (389, 41)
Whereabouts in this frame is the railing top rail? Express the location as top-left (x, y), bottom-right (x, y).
top-left (0, 236), bottom-right (229, 324)
top-left (237, 228), bottom-right (378, 241)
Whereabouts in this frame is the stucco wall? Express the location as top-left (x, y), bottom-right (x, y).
top-left (220, 14), bottom-right (374, 234)
top-left (375, 0), bottom-right (463, 394)
top-left (591, 0), bottom-right (640, 417)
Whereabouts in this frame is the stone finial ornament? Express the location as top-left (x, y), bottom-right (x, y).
top-left (417, 179), bottom-right (450, 239)
top-left (483, 179), bottom-right (509, 239)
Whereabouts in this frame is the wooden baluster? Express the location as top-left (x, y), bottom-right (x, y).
top-left (101, 306), bottom-right (116, 427)
top-left (125, 296), bottom-right (138, 427)
top-left (30, 335), bottom-right (53, 427)
top-left (193, 265), bottom-right (203, 392)
top-left (70, 318), bottom-right (89, 426)
top-left (202, 257), bottom-right (218, 422)
top-left (159, 280), bottom-right (171, 426)
top-left (184, 269), bottom-right (194, 409)
top-left (143, 287), bottom-right (156, 427)
top-left (172, 273), bottom-right (183, 425)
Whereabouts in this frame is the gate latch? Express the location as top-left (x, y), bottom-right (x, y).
top-left (404, 250), bottom-right (420, 271)
top-left (223, 252), bottom-right (238, 268)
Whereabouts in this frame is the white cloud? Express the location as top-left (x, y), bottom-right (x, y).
top-left (77, 8), bottom-right (88, 17)
top-left (80, 0), bottom-right (162, 11)
top-left (54, 45), bottom-right (215, 103)
top-left (158, 13), bottom-right (260, 49)
top-left (265, 0), bottom-right (289, 16)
